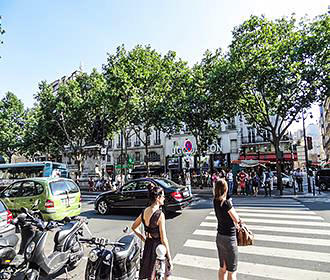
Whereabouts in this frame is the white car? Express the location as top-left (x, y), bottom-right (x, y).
top-left (273, 172), bottom-right (293, 188)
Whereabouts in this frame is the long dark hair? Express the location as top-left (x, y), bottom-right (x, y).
top-left (147, 183), bottom-right (163, 203)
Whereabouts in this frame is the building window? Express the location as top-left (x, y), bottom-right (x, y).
top-left (155, 129), bottom-right (161, 145)
top-left (135, 152), bottom-right (140, 162)
top-left (117, 132), bottom-right (123, 148)
top-left (135, 132), bottom-right (141, 146)
top-left (146, 133), bottom-right (150, 146)
top-left (126, 135), bottom-right (131, 147)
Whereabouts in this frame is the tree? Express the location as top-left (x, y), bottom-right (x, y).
top-left (216, 14), bottom-right (329, 194)
top-left (34, 70), bottom-right (108, 175)
top-left (179, 50), bottom-right (237, 168)
top-left (103, 45), bottom-right (188, 176)
top-left (0, 92), bottom-right (26, 162)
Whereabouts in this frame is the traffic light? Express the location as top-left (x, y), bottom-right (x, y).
top-left (307, 136), bottom-right (313, 150)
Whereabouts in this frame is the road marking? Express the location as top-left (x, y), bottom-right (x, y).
top-left (204, 216), bottom-right (330, 227)
top-left (200, 222), bottom-right (330, 236)
top-left (234, 203), bottom-right (306, 207)
top-left (173, 253), bottom-right (330, 280)
top-left (184, 239), bottom-right (330, 263)
top-left (193, 229), bottom-right (330, 246)
top-left (233, 213), bottom-right (323, 220)
top-left (234, 209), bottom-right (317, 215)
top-left (236, 206), bottom-right (310, 210)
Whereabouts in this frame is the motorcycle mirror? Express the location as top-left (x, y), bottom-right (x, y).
top-left (32, 199), bottom-right (40, 209)
top-left (20, 207), bottom-right (28, 214)
top-left (123, 226), bottom-right (129, 233)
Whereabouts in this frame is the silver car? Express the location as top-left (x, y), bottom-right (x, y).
top-left (273, 172), bottom-right (293, 188)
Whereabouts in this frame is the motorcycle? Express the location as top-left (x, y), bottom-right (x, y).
top-left (0, 204), bottom-right (43, 279)
top-left (81, 227), bottom-right (141, 280)
top-left (19, 207), bottom-right (87, 280)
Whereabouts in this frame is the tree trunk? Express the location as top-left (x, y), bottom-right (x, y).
top-left (124, 129), bottom-right (128, 183)
top-left (145, 134), bottom-right (149, 177)
top-left (273, 137), bottom-right (283, 195)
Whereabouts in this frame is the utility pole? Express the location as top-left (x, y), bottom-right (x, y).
top-left (302, 111), bottom-right (312, 193)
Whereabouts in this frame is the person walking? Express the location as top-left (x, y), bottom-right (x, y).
top-left (132, 184), bottom-right (173, 280)
top-left (226, 169), bottom-right (234, 196)
top-left (237, 170), bottom-right (247, 196)
top-left (214, 179), bottom-right (242, 280)
top-left (251, 172), bottom-right (260, 197)
top-left (296, 168), bottom-right (304, 192)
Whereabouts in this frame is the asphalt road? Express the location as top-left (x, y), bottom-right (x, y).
top-left (14, 190), bottom-right (330, 279)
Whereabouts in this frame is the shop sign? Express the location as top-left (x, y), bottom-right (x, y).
top-left (171, 142), bottom-right (221, 155)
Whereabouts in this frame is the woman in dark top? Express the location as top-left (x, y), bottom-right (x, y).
top-left (214, 179), bottom-right (242, 280)
top-left (132, 183), bottom-right (173, 280)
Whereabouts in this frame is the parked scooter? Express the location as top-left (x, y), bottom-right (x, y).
top-left (19, 207), bottom-right (88, 280)
top-left (0, 203), bottom-right (42, 279)
top-left (81, 227), bottom-right (141, 280)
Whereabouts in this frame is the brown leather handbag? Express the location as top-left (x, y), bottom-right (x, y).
top-left (236, 224), bottom-right (254, 246)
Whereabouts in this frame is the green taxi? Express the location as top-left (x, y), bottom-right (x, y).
top-left (0, 177), bottom-right (81, 221)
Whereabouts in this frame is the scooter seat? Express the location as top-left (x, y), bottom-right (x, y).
top-left (54, 222), bottom-right (76, 244)
top-left (0, 235), bottom-right (19, 248)
top-left (113, 234), bottom-right (137, 261)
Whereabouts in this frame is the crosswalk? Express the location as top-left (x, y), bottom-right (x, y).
top-left (171, 198), bottom-right (330, 280)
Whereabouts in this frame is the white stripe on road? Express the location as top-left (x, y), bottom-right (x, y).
top-left (237, 206), bottom-right (310, 210)
top-left (205, 216), bottom-right (330, 227)
top-left (193, 229), bottom-right (330, 246)
top-left (184, 239), bottom-right (330, 263)
top-left (172, 277), bottom-right (196, 280)
top-left (234, 203), bottom-right (306, 207)
top-left (234, 213), bottom-right (323, 220)
top-left (173, 254), bottom-right (330, 280)
top-left (235, 209), bottom-right (317, 215)
top-left (200, 222), bottom-right (330, 236)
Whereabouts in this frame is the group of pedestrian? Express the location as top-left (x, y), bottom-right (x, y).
top-left (293, 168), bottom-right (304, 192)
top-left (235, 168), bottom-right (274, 197)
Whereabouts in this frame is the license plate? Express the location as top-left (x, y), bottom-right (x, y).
top-left (183, 191), bottom-right (189, 197)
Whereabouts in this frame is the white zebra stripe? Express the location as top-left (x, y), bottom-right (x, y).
top-left (205, 216), bottom-right (330, 227)
top-left (193, 229), bottom-right (330, 246)
top-left (200, 222), bottom-right (330, 235)
top-left (173, 253), bottom-right (330, 280)
top-left (184, 239), bottom-right (330, 263)
top-left (234, 212), bottom-right (323, 220)
top-left (234, 203), bottom-right (306, 207)
top-left (234, 209), bottom-right (317, 215)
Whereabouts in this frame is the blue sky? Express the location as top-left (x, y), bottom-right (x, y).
top-left (0, 0), bottom-right (327, 129)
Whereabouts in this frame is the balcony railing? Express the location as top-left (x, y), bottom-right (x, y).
top-left (154, 140), bottom-right (161, 145)
top-left (241, 136), bottom-right (269, 144)
top-left (144, 154), bottom-right (161, 162)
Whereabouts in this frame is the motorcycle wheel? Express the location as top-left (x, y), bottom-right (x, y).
top-left (24, 269), bottom-right (39, 280)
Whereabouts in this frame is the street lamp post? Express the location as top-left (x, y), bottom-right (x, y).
top-left (302, 111), bottom-right (312, 193)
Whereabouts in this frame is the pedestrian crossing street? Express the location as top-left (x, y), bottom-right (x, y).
top-left (171, 198), bottom-right (330, 280)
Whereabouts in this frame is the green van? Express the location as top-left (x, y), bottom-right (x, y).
top-left (0, 177), bottom-right (81, 221)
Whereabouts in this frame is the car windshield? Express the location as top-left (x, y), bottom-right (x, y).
top-left (155, 178), bottom-right (181, 189)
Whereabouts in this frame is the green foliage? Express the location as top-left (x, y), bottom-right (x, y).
top-left (227, 14), bottom-right (329, 138)
top-left (0, 92), bottom-right (26, 162)
top-left (180, 49), bottom-right (237, 154)
top-left (32, 70), bottom-right (108, 172)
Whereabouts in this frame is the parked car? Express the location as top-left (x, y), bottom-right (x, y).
top-left (0, 200), bottom-right (15, 237)
top-left (316, 169), bottom-right (330, 191)
top-left (272, 172), bottom-right (293, 188)
top-left (94, 177), bottom-right (193, 215)
top-left (0, 177), bottom-right (81, 221)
